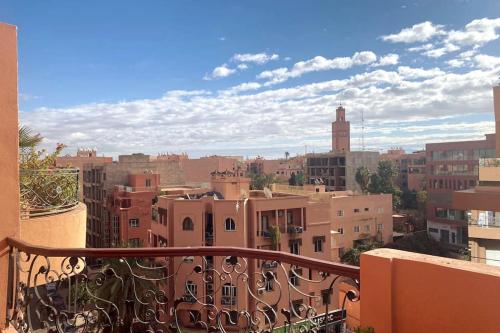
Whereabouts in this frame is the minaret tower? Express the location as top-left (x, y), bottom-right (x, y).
top-left (331, 105), bottom-right (350, 152)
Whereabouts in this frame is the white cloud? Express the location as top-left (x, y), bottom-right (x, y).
top-left (423, 43), bottom-right (460, 58)
top-left (381, 21), bottom-right (445, 43)
top-left (237, 63), bottom-right (249, 70)
top-left (407, 43), bottom-right (434, 52)
top-left (203, 64), bottom-right (236, 80)
top-left (22, 64), bottom-right (500, 157)
top-left (257, 51), bottom-right (377, 86)
top-left (389, 18), bottom-right (500, 58)
top-left (446, 18), bottom-right (500, 47)
top-left (231, 53), bottom-right (279, 64)
top-left (372, 53), bottom-right (399, 67)
top-left (397, 66), bottom-right (445, 79)
top-left (474, 54), bottom-right (500, 69)
top-left (447, 59), bottom-right (465, 68)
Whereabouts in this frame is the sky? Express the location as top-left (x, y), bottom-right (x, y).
top-left (2, 0), bottom-right (500, 158)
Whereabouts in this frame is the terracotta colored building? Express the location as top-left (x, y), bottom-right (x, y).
top-left (152, 172), bottom-right (392, 329)
top-left (332, 105), bottom-right (350, 152)
top-left (426, 133), bottom-right (496, 246)
top-left (246, 156), bottom-right (304, 182)
top-left (453, 85), bottom-right (500, 266)
top-left (306, 105), bottom-right (380, 192)
top-left (380, 148), bottom-right (426, 192)
top-left (56, 148), bottom-right (112, 200)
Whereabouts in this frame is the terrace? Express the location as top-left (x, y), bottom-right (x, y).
top-left (2, 21), bottom-right (500, 333)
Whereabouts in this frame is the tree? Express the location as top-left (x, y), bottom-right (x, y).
top-left (295, 173), bottom-right (305, 186)
top-left (340, 243), bottom-right (380, 266)
top-left (416, 190), bottom-right (427, 220)
top-left (288, 172), bottom-right (297, 186)
top-left (285, 151), bottom-right (290, 160)
top-left (366, 160), bottom-right (402, 211)
top-left (250, 173), bottom-right (277, 190)
top-left (355, 166), bottom-right (371, 194)
top-left (384, 232), bottom-right (450, 257)
top-left (19, 125), bottom-right (43, 149)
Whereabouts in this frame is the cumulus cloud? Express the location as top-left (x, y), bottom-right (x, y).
top-left (371, 53), bottom-right (399, 67)
top-left (381, 21), bottom-right (445, 43)
top-left (232, 53), bottom-right (279, 64)
top-left (257, 51), bottom-right (377, 86)
top-left (203, 64), bottom-right (236, 80)
top-left (474, 54), bottom-right (500, 69)
top-left (386, 17), bottom-right (500, 58)
top-left (22, 63), bottom-right (500, 157)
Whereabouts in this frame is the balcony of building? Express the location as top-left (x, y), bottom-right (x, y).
top-left (3, 238), bottom-right (500, 333)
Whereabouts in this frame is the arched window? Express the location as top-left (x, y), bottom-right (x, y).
top-left (183, 217), bottom-right (194, 231)
top-left (225, 218), bottom-right (236, 231)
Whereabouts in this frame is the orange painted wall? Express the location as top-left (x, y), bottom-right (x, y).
top-left (0, 22), bottom-right (19, 330)
top-left (494, 85), bottom-right (500, 157)
top-left (360, 248), bottom-right (500, 333)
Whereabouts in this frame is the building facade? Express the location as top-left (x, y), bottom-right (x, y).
top-left (426, 134), bottom-right (496, 246)
top-left (380, 149), bottom-right (426, 192)
top-left (56, 148), bottom-right (112, 200)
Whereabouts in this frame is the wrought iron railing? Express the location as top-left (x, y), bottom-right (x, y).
top-left (19, 168), bottom-right (79, 218)
top-left (6, 238), bottom-right (360, 333)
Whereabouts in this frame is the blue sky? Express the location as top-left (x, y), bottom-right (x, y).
top-left (2, 0), bottom-right (500, 158)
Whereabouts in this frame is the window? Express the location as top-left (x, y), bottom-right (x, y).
top-left (264, 275), bottom-right (274, 291)
top-left (290, 240), bottom-right (300, 255)
top-left (337, 228), bottom-right (344, 234)
top-left (225, 218), bottom-right (236, 231)
top-left (129, 238), bottom-right (140, 247)
top-left (129, 218), bottom-right (139, 227)
top-left (364, 225), bottom-right (370, 232)
top-left (264, 306), bottom-right (277, 325)
top-left (145, 179), bottom-right (151, 187)
top-left (185, 281), bottom-right (197, 296)
top-left (313, 236), bottom-right (325, 252)
top-left (189, 310), bottom-right (201, 324)
top-left (429, 227), bottom-right (439, 233)
top-left (261, 215), bottom-right (269, 231)
top-left (289, 268), bottom-right (302, 286)
top-left (354, 208), bottom-right (360, 213)
top-left (321, 289), bottom-right (333, 305)
top-left (364, 207), bottom-right (369, 212)
top-left (376, 224), bottom-right (383, 231)
top-left (182, 217), bottom-right (194, 230)
top-left (287, 211), bottom-right (293, 224)
top-left (377, 207), bottom-right (384, 213)
top-left (292, 300), bottom-right (303, 318)
top-left (354, 226), bottom-right (360, 233)
top-left (336, 210), bottom-right (344, 217)
top-left (222, 283), bottom-right (237, 297)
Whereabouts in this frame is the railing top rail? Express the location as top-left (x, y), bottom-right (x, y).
top-left (6, 237), bottom-right (360, 279)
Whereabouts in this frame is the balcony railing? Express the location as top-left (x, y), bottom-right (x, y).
top-left (20, 168), bottom-right (79, 218)
top-left (479, 158), bottom-right (500, 167)
top-left (6, 237), bottom-right (359, 333)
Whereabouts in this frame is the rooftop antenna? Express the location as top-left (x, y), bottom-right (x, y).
top-left (361, 109), bottom-right (365, 151)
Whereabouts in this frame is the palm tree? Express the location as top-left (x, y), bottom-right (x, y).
top-left (19, 125), bottom-right (43, 149)
top-left (284, 151), bottom-right (290, 160)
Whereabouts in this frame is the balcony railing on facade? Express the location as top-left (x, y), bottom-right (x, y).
top-left (5, 237), bottom-right (360, 333)
top-left (20, 168), bottom-right (79, 218)
top-left (479, 158), bottom-right (500, 167)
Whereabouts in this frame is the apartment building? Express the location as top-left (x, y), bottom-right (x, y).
top-left (246, 156), bottom-right (305, 182)
top-left (56, 148), bottom-right (112, 200)
top-left (380, 148), bottom-right (426, 192)
top-left (149, 173), bottom-right (391, 329)
top-left (83, 153), bottom-right (184, 247)
top-left (426, 133), bottom-right (496, 246)
top-left (452, 85), bottom-right (500, 266)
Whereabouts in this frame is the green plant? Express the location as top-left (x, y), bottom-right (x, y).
top-left (355, 166), bottom-right (371, 194)
top-left (270, 224), bottom-right (280, 250)
top-left (341, 243), bottom-right (380, 266)
top-left (19, 143), bottom-right (78, 214)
